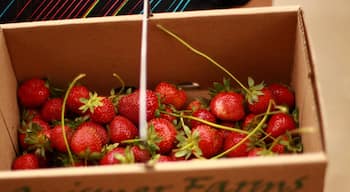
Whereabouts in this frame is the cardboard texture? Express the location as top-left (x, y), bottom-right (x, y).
top-left (0, 6), bottom-right (327, 192)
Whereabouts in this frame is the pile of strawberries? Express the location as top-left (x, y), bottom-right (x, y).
top-left (12, 75), bottom-right (303, 170)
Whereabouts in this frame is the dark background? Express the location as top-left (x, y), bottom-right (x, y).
top-left (0, 0), bottom-right (250, 24)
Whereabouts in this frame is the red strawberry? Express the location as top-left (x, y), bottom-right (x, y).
top-left (70, 125), bottom-right (103, 156)
top-left (99, 147), bottom-right (126, 165)
top-left (186, 99), bottom-right (206, 112)
top-left (118, 90), bottom-right (159, 125)
top-left (41, 98), bottom-right (64, 122)
top-left (266, 113), bottom-right (296, 138)
top-left (131, 145), bottom-right (151, 163)
top-left (18, 78), bottom-right (50, 108)
top-left (80, 93), bottom-right (116, 124)
top-left (192, 125), bottom-right (223, 158)
top-left (66, 85), bottom-right (90, 115)
top-left (18, 117), bottom-right (51, 154)
top-left (210, 92), bottom-right (245, 121)
top-left (241, 113), bottom-right (257, 130)
top-left (268, 83), bottom-right (295, 109)
top-left (157, 155), bottom-right (173, 162)
top-left (77, 121), bottom-right (109, 145)
top-left (159, 106), bottom-right (177, 123)
top-left (223, 132), bottom-right (249, 157)
top-left (50, 125), bottom-right (74, 153)
top-left (12, 153), bottom-right (40, 170)
top-left (148, 118), bottom-right (177, 155)
top-left (109, 115), bottom-right (138, 143)
top-left (155, 82), bottom-right (187, 109)
top-left (271, 143), bottom-right (285, 154)
top-left (247, 148), bottom-right (264, 157)
top-left (189, 109), bottom-right (216, 128)
top-left (248, 88), bottom-right (273, 114)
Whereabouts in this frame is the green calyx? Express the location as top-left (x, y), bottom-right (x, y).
top-left (174, 117), bottom-right (202, 159)
top-left (79, 92), bottom-right (103, 113)
top-left (114, 146), bottom-right (135, 164)
top-left (245, 77), bottom-right (265, 104)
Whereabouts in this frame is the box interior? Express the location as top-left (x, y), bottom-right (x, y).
top-left (0, 6), bottom-right (324, 171)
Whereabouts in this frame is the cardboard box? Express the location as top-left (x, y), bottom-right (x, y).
top-left (0, 5), bottom-right (327, 192)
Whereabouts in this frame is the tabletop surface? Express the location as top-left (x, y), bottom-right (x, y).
top-left (273, 0), bottom-right (350, 191)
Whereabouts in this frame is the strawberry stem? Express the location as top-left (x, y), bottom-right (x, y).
top-left (156, 24), bottom-right (251, 95)
top-left (211, 100), bottom-right (273, 159)
top-left (61, 73), bottom-right (87, 166)
top-left (161, 110), bottom-right (248, 134)
top-left (113, 73), bottom-right (125, 95)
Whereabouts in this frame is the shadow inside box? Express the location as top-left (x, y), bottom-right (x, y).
top-left (0, 0), bottom-right (250, 24)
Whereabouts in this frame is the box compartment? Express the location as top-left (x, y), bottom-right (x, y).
top-left (0, 6), bottom-right (327, 192)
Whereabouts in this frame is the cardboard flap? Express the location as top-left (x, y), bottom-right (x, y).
top-left (0, 27), bottom-right (18, 169)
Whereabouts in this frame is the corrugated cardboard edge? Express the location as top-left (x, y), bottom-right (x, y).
top-left (296, 8), bottom-right (328, 154)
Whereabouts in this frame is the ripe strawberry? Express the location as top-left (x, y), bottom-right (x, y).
top-left (99, 147), bottom-right (126, 165)
top-left (41, 98), bottom-right (64, 122)
top-left (247, 148), bottom-right (264, 157)
top-left (210, 92), bottom-right (245, 121)
top-left (131, 145), bottom-right (151, 163)
top-left (70, 125), bottom-right (103, 157)
top-left (223, 132), bottom-right (250, 157)
top-left (189, 109), bottom-right (216, 128)
top-left (18, 78), bottom-right (50, 108)
top-left (159, 106), bottom-right (177, 124)
top-left (266, 113), bottom-right (296, 138)
top-left (109, 115), bottom-right (138, 143)
top-left (193, 125), bottom-right (223, 158)
top-left (12, 153), bottom-right (40, 170)
top-left (248, 87), bottom-right (273, 114)
top-left (118, 90), bottom-right (159, 125)
top-left (271, 143), bottom-right (285, 154)
top-left (148, 118), bottom-right (177, 155)
top-left (268, 83), bottom-right (295, 109)
top-left (157, 155), bottom-right (173, 162)
top-left (66, 85), bottom-right (90, 115)
top-left (241, 113), bottom-right (257, 130)
top-left (18, 117), bottom-right (51, 155)
top-left (186, 99), bottom-right (207, 112)
top-left (155, 82), bottom-right (187, 109)
top-left (50, 125), bottom-right (74, 153)
top-left (77, 121), bottom-right (109, 145)
top-left (80, 93), bottom-right (116, 124)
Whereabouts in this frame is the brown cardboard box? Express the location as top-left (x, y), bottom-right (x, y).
top-left (0, 5), bottom-right (327, 192)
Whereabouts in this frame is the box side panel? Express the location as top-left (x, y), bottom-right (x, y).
top-left (0, 28), bottom-right (18, 170)
top-left (148, 10), bottom-right (298, 89)
top-left (0, 154), bottom-right (326, 192)
top-left (291, 12), bottom-right (324, 153)
top-left (3, 20), bottom-right (142, 95)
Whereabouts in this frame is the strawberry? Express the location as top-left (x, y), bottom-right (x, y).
top-left (109, 115), bottom-right (138, 144)
top-left (118, 90), bottom-right (159, 125)
top-left (268, 83), bottom-right (295, 109)
top-left (192, 125), bottom-right (223, 158)
top-left (175, 124), bottom-right (223, 159)
top-left (99, 147), bottom-right (126, 165)
top-left (131, 145), bottom-right (151, 163)
top-left (186, 99), bottom-right (207, 112)
top-left (248, 87), bottom-right (273, 114)
top-left (18, 117), bottom-right (51, 156)
top-left (18, 78), bottom-right (50, 108)
top-left (50, 125), bottom-right (74, 153)
top-left (247, 148), bottom-right (264, 157)
top-left (189, 109), bottom-right (216, 128)
top-left (100, 147), bottom-right (134, 165)
top-left (12, 153), bottom-right (40, 170)
top-left (80, 93), bottom-right (116, 124)
top-left (77, 121), bottom-right (109, 145)
top-left (157, 155), bottom-right (173, 162)
top-left (155, 82), bottom-right (187, 109)
top-left (148, 118), bottom-right (177, 155)
top-left (241, 113), bottom-right (258, 130)
top-left (266, 113), bottom-right (296, 138)
top-left (223, 132), bottom-right (250, 157)
top-left (70, 125), bottom-right (103, 157)
top-left (159, 106), bottom-right (177, 124)
top-left (210, 92), bottom-right (245, 121)
top-left (66, 85), bottom-right (90, 115)
top-left (41, 98), bottom-right (64, 122)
